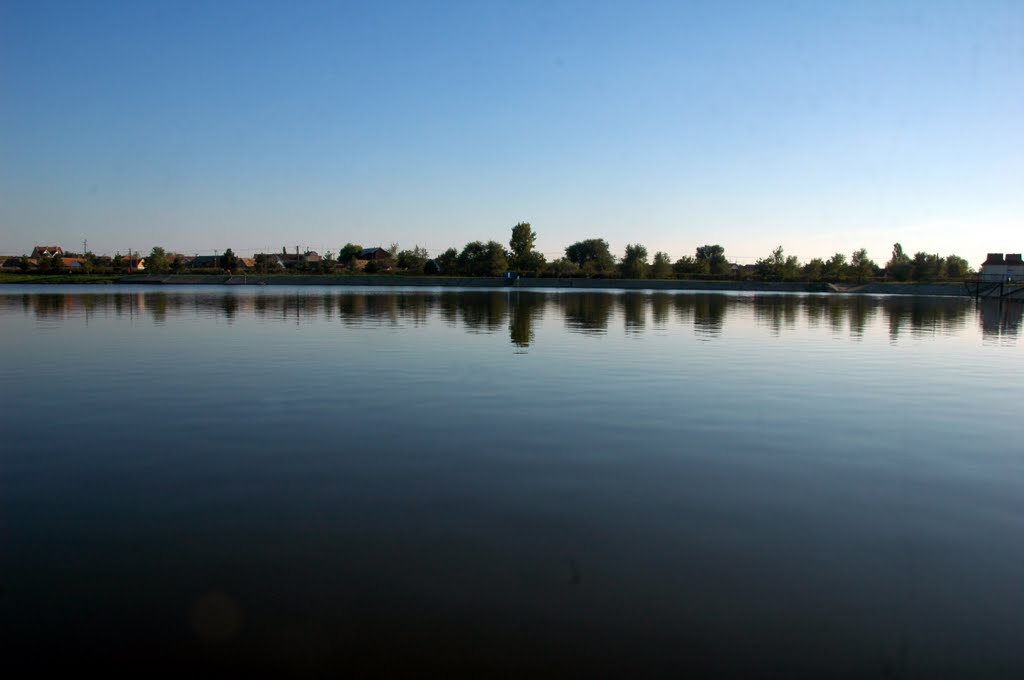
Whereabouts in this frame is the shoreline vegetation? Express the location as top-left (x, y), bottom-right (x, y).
top-left (0, 271), bottom-right (974, 297)
top-left (8, 224), bottom-right (980, 293)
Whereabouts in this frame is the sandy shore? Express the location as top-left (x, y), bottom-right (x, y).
top-left (117, 274), bottom-right (973, 297)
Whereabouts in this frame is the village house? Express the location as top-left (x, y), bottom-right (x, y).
top-left (31, 245), bottom-right (64, 259)
top-left (980, 253), bottom-right (1024, 282)
top-left (352, 247), bottom-right (392, 270)
top-left (358, 247), bottom-right (390, 261)
top-left (186, 255), bottom-right (221, 270)
top-left (120, 255), bottom-right (145, 272)
top-left (60, 257), bottom-right (88, 270)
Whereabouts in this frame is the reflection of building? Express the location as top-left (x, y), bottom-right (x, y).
top-left (979, 299), bottom-right (1022, 340)
top-left (980, 253), bottom-right (1024, 282)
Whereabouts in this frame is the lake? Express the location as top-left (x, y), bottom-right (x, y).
top-left (2, 286), bottom-right (1021, 676)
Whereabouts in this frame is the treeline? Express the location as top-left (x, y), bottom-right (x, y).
top-left (29, 223), bottom-right (973, 283)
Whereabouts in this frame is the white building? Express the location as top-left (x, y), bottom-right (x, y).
top-left (980, 253), bottom-right (1024, 282)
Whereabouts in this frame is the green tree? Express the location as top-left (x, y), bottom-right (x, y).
top-left (338, 243), bottom-right (364, 268)
top-left (565, 239), bottom-right (615, 276)
top-left (508, 222), bottom-right (535, 266)
top-left (824, 253), bottom-right (847, 282)
top-left (620, 243), bottom-right (649, 279)
top-left (651, 251), bottom-right (672, 279)
top-left (170, 254), bottom-right (185, 273)
top-left (220, 248), bottom-right (239, 272)
top-left (911, 252), bottom-right (944, 281)
top-left (320, 252), bottom-right (337, 274)
top-left (849, 248), bottom-right (876, 283)
top-left (886, 243), bottom-right (912, 281)
top-left (19, 255), bottom-right (31, 271)
top-left (253, 253), bottom-right (270, 274)
top-left (457, 241), bottom-right (508, 276)
top-left (673, 255), bottom-right (707, 276)
top-left (436, 247), bottom-right (458, 274)
top-left (802, 257), bottom-right (824, 282)
top-left (696, 244), bottom-right (730, 275)
top-left (547, 257), bottom-right (580, 277)
top-left (945, 254), bottom-right (970, 279)
top-left (396, 245), bottom-right (430, 272)
top-left (753, 248), bottom-right (802, 281)
top-left (147, 246), bottom-right (170, 274)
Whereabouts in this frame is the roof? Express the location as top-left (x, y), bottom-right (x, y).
top-left (1006, 254), bottom-right (1023, 265)
top-left (188, 255), bottom-right (221, 266)
top-left (983, 253), bottom-right (1005, 265)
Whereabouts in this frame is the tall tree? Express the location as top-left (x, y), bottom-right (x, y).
top-left (565, 239), bottom-right (615, 275)
top-left (755, 246), bottom-right (795, 281)
top-left (457, 241), bottom-right (508, 276)
top-left (651, 251), bottom-right (672, 279)
top-left (620, 243), bottom-right (649, 279)
top-left (220, 249), bottom-right (239, 272)
top-left (436, 247), bottom-right (458, 274)
top-left (338, 243), bottom-right (364, 267)
top-left (673, 255), bottom-right (706, 276)
top-left (886, 243), bottom-right (912, 281)
top-left (824, 253), bottom-right (847, 282)
top-left (802, 258), bottom-right (825, 282)
top-left (397, 245), bottom-right (430, 272)
top-left (849, 248), bottom-right (876, 283)
top-left (911, 252), bottom-right (944, 281)
top-left (508, 222), bottom-right (538, 269)
top-left (944, 254), bottom-right (970, 279)
top-left (253, 253), bottom-right (270, 274)
top-left (696, 244), bottom-right (730, 275)
top-left (320, 252), bottom-right (337, 274)
top-left (147, 246), bottom-right (169, 273)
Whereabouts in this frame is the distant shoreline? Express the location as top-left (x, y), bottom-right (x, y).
top-left (97, 274), bottom-right (969, 297)
top-left (0, 273), bottom-right (977, 297)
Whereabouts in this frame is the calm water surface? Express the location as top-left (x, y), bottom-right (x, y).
top-left (2, 286), bottom-right (1022, 676)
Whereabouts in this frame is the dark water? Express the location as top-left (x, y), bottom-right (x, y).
top-left (2, 286), bottom-right (1022, 676)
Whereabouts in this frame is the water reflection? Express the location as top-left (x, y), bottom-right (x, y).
top-left (979, 299), bottom-right (1022, 342)
top-left (3, 288), bottom-right (1017, 345)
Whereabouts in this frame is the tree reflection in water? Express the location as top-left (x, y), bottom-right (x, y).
top-left (5, 288), bottom-right (1016, 346)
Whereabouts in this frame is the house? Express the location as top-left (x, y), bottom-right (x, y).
top-left (358, 247), bottom-right (390, 261)
top-left (31, 246), bottom-right (63, 259)
top-left (60, 257), bottom-right (87, 270)
top-left (352, 247), bottom-right (392, 271)
top-left (237, 257), bottom-right (256, 271)
top-left (980, 253), bottom-right (1024, 282)
top-left (1, 256), bottom-right (24, 271)
top-left (187, 255), bottom-right (223, 270)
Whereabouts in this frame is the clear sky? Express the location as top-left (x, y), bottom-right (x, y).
top-left (1, 0), bottom-right (1021, 265)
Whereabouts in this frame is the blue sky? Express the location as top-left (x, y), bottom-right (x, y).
top-left (1, 0), bottom-right (1021, 265)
